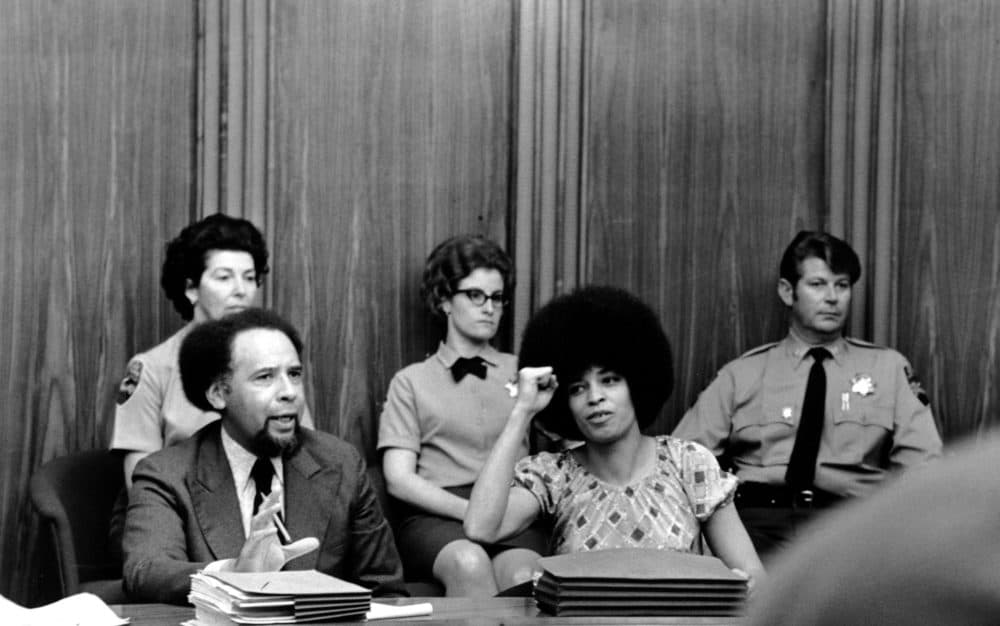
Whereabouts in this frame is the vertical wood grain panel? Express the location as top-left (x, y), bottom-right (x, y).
top-left (896, 0), bottom-right (1000, 440)
top-left (825, 0), bottom-right (903, 345)
top-left (870, 0), bottom-right (903, 347)
top-left (267, 0), bottom-right (515, 456)
top-left (580, 0), bottom-right (828, 432)
top-left (225, 0), bottom-right (246, 215)
top-left (512, 0), bottom-right (586, 350)
top-left (245, 0), bottom-right (269, 228)
top-left (0, 0), bottom-right (196, 602)
top-left (827, 0), bottom-right (875, 334)
top-left (199, 0), bottom-right (222, 215)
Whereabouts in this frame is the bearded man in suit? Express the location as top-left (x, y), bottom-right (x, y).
top-left (122, 308), bottom-right (405, 604)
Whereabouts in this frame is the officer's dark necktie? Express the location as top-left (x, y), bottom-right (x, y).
top-left (451, 356), bottom-right (487, 382)
top-left (785, 347), bottom-right (832, 490)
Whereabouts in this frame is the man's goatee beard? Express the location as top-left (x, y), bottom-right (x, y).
top-left (251, 422), bottom-right (301, 458)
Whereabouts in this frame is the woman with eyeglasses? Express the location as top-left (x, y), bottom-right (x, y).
top-left (377, 235), bottom-right (546, 597)
top-left (464, 286), bottom-right (765, 590)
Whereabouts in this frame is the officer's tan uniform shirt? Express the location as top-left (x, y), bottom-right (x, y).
top-left (673, 331), bottom-right (942, 498)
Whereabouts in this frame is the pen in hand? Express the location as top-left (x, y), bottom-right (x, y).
top-left (234, 487), bottom-right (319, 572)
top-left (273, 512), bottom-right (291, 545)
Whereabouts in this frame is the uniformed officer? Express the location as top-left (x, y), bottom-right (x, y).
top-left (672, 230), bottom-right (942, 558)
top-left (108, 215), bottom-right (315, 560)
top-left (111, 214), bottom-right (314, 488)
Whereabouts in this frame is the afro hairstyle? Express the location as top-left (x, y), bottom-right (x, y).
top-left (179, 308), bottom-right (303, 412)
top-left (518, 285), bottom-right (673, 440)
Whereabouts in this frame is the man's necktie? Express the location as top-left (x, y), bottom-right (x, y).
top-left (785, 347), bottom-right (832, 490)
top-left (251, 457), bottom-right (274, 516)
top-left (251, 456), bottom-right (289, 544)
top-left (451, 356), bottom-right (487, 382)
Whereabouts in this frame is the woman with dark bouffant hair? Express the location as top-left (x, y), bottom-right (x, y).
top-left (377, 234), bottom-right (546, 597)
top-left (111, 214), bottom-right (314, 486)
top-left (465, 286), bottom-right (764, 588)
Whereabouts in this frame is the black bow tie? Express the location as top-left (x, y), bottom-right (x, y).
top-left (451, 356), bottom-right (488, 382)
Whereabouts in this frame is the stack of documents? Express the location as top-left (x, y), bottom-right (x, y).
top-left (188, 569), bottom-right (371, 623)
top-left (0, 592), bottom-right (128, 626)
top-left (533, 548), bottom-right (748, 617)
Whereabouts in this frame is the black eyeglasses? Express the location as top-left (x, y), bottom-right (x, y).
top-left (454, 288), bottom-right (508, 307)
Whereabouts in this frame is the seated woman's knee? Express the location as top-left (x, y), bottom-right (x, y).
top-left (435, 540), bottom-right (492, 579)
top-left (492, 548), bottom-right (540, 589)
top-left (500, 561), bottom-right (535, 586)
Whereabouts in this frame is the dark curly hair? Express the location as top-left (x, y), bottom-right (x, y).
top-left (421, 235), bottom-right (513, 318)
top-left (518, 285), bottom-right (674, 440)
top-left (179, 308), bottom-right (303, 412)
top-left (160, 213), bottom-right (270, 320)
top-left (779, 230), bottom-right (861, 286)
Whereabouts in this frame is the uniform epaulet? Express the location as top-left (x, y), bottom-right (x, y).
top-left (739, 342), bottom-right (780, 359)
top-left (845, 337), bottom-right (887, 350)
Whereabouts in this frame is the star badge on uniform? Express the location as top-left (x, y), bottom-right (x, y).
top-left (850, 374), bottom-right (876, 396)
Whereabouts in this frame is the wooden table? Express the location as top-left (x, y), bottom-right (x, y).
top-left (116, 597), bottom-right (743, 625)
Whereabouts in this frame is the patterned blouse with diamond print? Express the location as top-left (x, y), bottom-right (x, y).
top-left (513, 435), bottom-right (737, 554)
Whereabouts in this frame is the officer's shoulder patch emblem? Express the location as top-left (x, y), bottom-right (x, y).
top-left (116, 360), bottom-right (143, 405)
top-left (904, 364), bottom-right (930, 406)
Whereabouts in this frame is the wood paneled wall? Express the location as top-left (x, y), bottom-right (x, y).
top-left (577, 0), bottom-right (828, 431)
top-left (0, 0), bottom-right (197, 602)
top-left (3, 0), bottom-right (1000, 605)
top-left (265, 0), bottom-right (516, 455)
top-left (895, 0), bottom-right (1000, 441)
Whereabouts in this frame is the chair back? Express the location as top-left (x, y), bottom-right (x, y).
top-left (364, 461), bottom-right (444, 596)
top-left (29, 449), bottom-right (126, 601)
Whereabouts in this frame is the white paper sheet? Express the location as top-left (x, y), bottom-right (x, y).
top-left (0, 592), bottom-right (129, 626)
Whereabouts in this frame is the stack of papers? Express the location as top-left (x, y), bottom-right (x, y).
top-left (0, 592), bottom-right (128, 626)
top-left (533, 548), bottom-right (748, 617)
top-left (188, 570), bottom-right (371, 623)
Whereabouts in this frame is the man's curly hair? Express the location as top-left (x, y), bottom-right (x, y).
top-left (160, 213), bottom-right (270, 320)
top-left (518, 285), bottom-right (673, 440)
top-left (179, 308), bottom-right (303, 412)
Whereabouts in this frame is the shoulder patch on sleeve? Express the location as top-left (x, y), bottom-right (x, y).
top-left (739, 342), bottom-right (780, 359)
top-left (116, 360), bottom-right (143, 405)
top-left (904, 364), bottom-right (931, 406)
